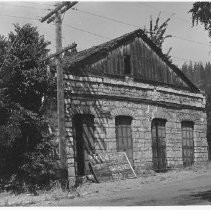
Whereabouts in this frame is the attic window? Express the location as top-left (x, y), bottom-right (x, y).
top-left (124, 55), bottom-right (131, 75)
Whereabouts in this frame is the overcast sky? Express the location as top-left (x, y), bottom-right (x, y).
top-left (0, 1), bottom-right (210, 67)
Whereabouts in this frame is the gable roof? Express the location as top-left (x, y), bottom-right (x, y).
top-left (63, 28), bottom-right (200, 92)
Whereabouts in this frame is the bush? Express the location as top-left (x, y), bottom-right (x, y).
top-left (2, 133), bottom-right (60, 194)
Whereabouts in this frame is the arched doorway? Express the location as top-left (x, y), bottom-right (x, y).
top-left (73, 114), bottom-right (95, 176)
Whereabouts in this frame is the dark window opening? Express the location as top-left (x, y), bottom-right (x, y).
top-left (0, 108), bottom-right (9, 125)
top-left (124, 55), bottom-right (131, 75)
top-left (182, 121), bottom-right (194, 167)
top-left (208, 141), bottom-right (211, 161)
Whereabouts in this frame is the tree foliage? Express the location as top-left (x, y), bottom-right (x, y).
top-left (189, 2), bottom-right (211, 37)
top-left (144, 12), bottom-right (172, 59)
top-left (1, 24), bottom-right (55, 112)
top-left (0, 24), bottom-right (57, 193)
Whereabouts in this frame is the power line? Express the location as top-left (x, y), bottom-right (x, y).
top-left (71, 7), bottom-right (138, 28)
top-left (0, 3), bottom-right (210, 48)
top-left (0, 13), bottom-right (56, 48)
top-left (22, 1), bottom-right (54, 7)
top-left (172, 56), bottom-right (193, 61)
top-left (138, 3), bottom-right (211, 47)
top-left (0, 2), bottom-right (210, 48)
top-left (171, 35), bottom-right (210, 46)
top-left (62, 23), bottom-right (208, 63)
top-left (0, 14), bottom-right (40, 21)
top-left (0, 7), bottom-right (208, 64)
top-left (0, 14), bottom-right (207, 63)
top-left (140, 3), bottom-right (210, 47)
top-left (171, 56), bottom-right (207, 63)
top-left (0, 2), bottom-right (48, 10)
top-left (63, 23), bottom-right (111, 40)
top-left (140, 2), bottom-right (191, 25)
top-left (71, 6), bottom-right (211, 47)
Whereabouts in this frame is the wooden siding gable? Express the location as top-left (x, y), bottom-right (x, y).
top-left (86, 38), bottom-right (189, 89)
top-left (64, 29), bottom-right (199, 92)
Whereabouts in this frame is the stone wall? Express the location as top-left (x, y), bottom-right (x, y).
top-left (63, 74), bottom-right (208, 183)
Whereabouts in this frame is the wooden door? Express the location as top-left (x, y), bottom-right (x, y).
top-left (73, 115), bottom-right (95, 176)
top-left (182, 121), bottom-right (194, 167)
top-left (151, 119), bottom-right (167, 172)
top-left (116, 116), bottom-right (133, 166)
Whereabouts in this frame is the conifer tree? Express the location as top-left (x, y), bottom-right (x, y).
top-left (0, 24), bottom-right (57, 193)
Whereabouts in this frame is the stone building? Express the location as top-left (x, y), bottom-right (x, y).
top-left (60, 29), bottom-right (208, 183)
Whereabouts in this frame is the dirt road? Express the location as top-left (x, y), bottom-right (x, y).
top-left (2, 165), bottom-right (211, 206)
top-left (46, 167), bottom-right (211, 206)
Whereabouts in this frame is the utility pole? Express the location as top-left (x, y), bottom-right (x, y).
top-left (55, 10), bottom-right (67, 189)
top-left (40, 1), bottom-right (78, 189)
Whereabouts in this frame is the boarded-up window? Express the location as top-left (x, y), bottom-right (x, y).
top-left (182, 121), bottom-right (194, 167)
top-left (116, 116), bottom-right (133, 166)
top-left (151, 119), bottom-right (167, 172)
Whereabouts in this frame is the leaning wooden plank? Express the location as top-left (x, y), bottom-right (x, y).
top-left (89, 152), bottom-right (137, 183)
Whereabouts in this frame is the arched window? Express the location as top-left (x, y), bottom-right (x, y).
top-left (182, 121), bottom-right (194, 167)
top-left (115, 116), bottom-right (133, 166)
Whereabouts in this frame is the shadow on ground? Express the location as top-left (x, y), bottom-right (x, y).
top-left (191, 190), bottom-right (211, 202)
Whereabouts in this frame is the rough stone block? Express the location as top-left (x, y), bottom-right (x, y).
top-left (68, 167), bottom-right (76, 178)
top-left (67, 157), bottom-right (74, 164)
top-left (65, 121), bottom-right (72, 128)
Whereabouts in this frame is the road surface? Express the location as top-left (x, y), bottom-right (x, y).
top-left (40, 167), bottom-right (211, 206)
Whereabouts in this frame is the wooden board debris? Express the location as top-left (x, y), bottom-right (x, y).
top-left (89, 152), bottom-right (137, 182)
